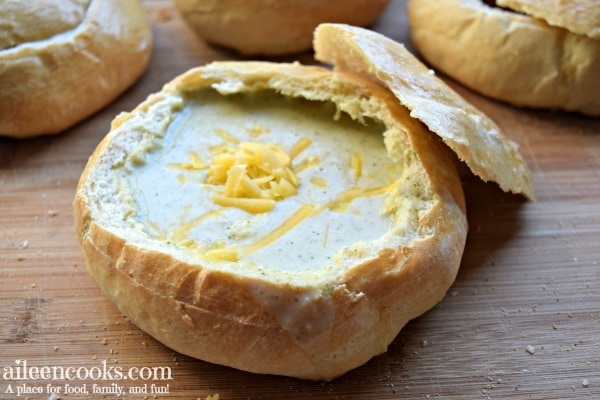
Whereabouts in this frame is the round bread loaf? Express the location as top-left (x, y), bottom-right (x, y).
top-left (407, 0), bottom-right (600, 116)
top-left (0, 0), bottom-right (152, 138)
top-left (74, 61), bottom-right (468, 380)
top-left (172, 0), bottom-right (389, 56)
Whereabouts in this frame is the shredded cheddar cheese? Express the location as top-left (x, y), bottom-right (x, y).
top-left (350, 152), bottom-right (363, 182)
top-left (168, 151), bottom-right (206, 171)
top-left (239, 204), bottom-right (316, 256)
top-left (246, 125), bottom-right (270, 137)
top-left (207, 204), bottom-right (317, 262)
top-left (310, 176), bottom-right (328, 188)
top-left (212, 196), bottom-right (277, 214)
top-left (288, 137), bottom-right (312, 160)
top-left (215, 128), bottom-right (240, 144)
top-left (205, 248), bottom-right (239, 262)
top-left (205, 137), bottom-right (311, 213)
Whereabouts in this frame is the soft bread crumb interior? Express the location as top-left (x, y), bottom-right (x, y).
top-left (83, 86), bottom-right (436, 286)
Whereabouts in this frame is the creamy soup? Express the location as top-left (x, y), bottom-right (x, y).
top-left (128, 90), bottom-right (404, 273)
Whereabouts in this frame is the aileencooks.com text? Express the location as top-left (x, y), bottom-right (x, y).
top-left (2, 359), bottom-right (173, 382)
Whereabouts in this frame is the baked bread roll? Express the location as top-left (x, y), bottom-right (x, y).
top-left (75, 61), bottom-right (468, 380)
top-left (407, 0), bottom-right (600, 116)
top-left (74, 25), bottom-right (533, 380)
top-left (0, 0), bottom-right (152, 138)
top-left (172, 0), bottom-right (389, 56)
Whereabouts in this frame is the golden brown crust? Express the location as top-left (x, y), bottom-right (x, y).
top-left (0, 0), bottom-right (89, 50)
top-left (314, 23), bottom-right (536, 201)
top-left (497, 0), bottom-right (600, 40)
top-left (172, 0), bottom-right (389, 56)
top-left (407, 0), bottom-right (600, 116)
top-left (0, 0), bottom-right (152, 138)
top-left (74, 61), bottom-right (467, 380)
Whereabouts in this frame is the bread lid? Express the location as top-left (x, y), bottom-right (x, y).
top-left (497, 0), bottom-right (600, 40)
top-left (314, 23), bottom-right (536, 201)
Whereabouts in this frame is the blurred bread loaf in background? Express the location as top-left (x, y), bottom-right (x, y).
top-left (0, 0), bottom-right (153, 138)
top-left (172, 0), bottom-right (389, 56)
top-left (408, 0), bottom-right (600, 116)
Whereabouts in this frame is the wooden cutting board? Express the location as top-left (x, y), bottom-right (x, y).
top-left (1, 1), bottom-right (599, 399)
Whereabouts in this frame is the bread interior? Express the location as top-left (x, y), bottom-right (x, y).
top-left (85, 86), bottom-right (435, 286)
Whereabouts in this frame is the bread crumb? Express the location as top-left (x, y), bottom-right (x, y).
top-left (48, 210), bottom-right (58, 217)
top-left (526, 345), bottom-right (536, 354)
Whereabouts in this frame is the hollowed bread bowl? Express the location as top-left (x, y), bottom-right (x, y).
top-left (74, 24), bottom-right (534, 380)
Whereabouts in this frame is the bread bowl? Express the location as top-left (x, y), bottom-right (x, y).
top-left (74, 24), bottom-right (533, 380)
top-left (172, 0), bottom-right (389, 56)
top-left (407, 0), bottom-right (600, 116)
top-left (0, 0), bottom-right (152, 138)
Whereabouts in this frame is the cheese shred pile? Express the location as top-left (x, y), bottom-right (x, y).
top-left (206, 138), bottom-right (312, 213)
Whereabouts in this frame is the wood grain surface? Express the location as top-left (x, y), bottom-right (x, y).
top-left (1, 1), bottom-right (599, 399)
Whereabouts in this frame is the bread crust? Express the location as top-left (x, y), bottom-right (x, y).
top-left (172, 0), bottom-right (389, 56)
top-left (407, 0), bottom-right (600, 116)
top-left (0, 0), bottom-right (152, 138)
top-left (74, 61), bottom-right (468, 380)
top-left (497, 0), bottom-right (600, 40)
top-left (0, 0), bottom-right (89, 49)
